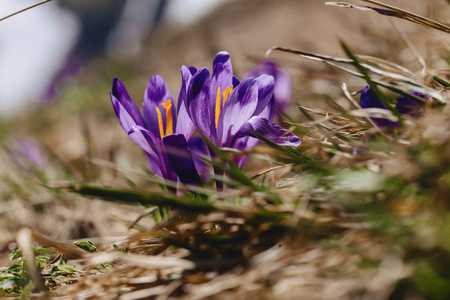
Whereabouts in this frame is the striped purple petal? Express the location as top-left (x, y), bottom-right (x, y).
top-left (132, 126), bottom-right (176, 182)
top-left (163, 134), bottom-right (200, 186)
top-left (245, 60), bottom-right (291, 113)
top-left (176, 66), bottom-right (196, 140)
top-left (186, 68), bottom-right (216, 142)
top-left (233, 136), bottom-right (259, 168)
top-left (142, 75), bottom-right (175, 137)
top-left (252, 74), bottom-right (275, 117)
top-left (111, 77), bottom-right (144, 127)
top-left (217, 78), bottom-right (259, 147)
top-left (236, 116), bottom-right (301, 147)
top-left (211, 51), bottom-right (233, 104)
top-left (360, 86), bottom-right (387, 109)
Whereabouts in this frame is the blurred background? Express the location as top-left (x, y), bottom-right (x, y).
top-left (0, 0), bottom-right (447, 242)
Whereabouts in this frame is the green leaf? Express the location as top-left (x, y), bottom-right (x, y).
top-left (34, 248), bottom-right (58, 255)
top-left (433, 75), bottom-right (450, 88)
top-left (9, 250), bottom-right (21, 260)
top-left (73, 241), bottom-right (98, 253)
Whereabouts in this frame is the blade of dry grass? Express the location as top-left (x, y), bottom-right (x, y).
top-left (267, 46), bottom-right (446, 103)
top-left (266, 47), bottom-right (419, 85)
top-left (325, 1), bottom-right (450, 34)
top-left (0, 0), bottom-right (53, 22)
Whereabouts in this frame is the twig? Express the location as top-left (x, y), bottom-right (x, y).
top-left (325, 1), bottom-right (450, 34)
top-left (0, 0), bottom-right (53, 23)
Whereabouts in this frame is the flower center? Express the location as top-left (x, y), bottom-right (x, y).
top-left (215, 85), bottom-right (233, 128)
top-left (155, 99), bottom-right (174, 139)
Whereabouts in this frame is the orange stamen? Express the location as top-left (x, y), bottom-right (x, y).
top-left (214, 85), bottom-right (234, 128)
top-left (162, 100), bottom-right (173, 136)
top-left (215, 86), bottom-right (221, 128)
top-left (223, 85), bottom-right (233, 104)
top-left (156, 107), bottom-right (164, 139)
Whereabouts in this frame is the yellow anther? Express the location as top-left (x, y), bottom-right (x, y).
top-left (215, 86), bottom-right (221, 128)
top-left (214, 85), bottom-right (234, 128)
top-left (156, 100), bottom-right (174, 138)
top-left (156, 107), bottom-right (164, 139)
top-left (162, 100), bottom-right (173, 136)
top-left (223, 85), bottom-right (233, 104)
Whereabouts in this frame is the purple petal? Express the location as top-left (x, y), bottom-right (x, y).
top-left (211, 51), bottom-right (233, 104)
top-left (260, 97), bottom-right (275, 121)
top-left (111, 93), bottom-right (141, 136)
top-left (245, 61), bottom-right (291, 112)
top-left (217, 78), bottom-right (259, 146)
top-left (127, 125), bottom-right (165, 179)
top-left (360, 86), bottom-right (387, 109)
top-left (131, 126), bottom-right (176, 181)
top-left (360, 86), bottom-right (398, 127)
top-left (233, 136), bottom-right (259, 168)
top-left (232, 75), bottom-right (240, 87)
top-left (142, 75), bottom-right (175, 138)
top-left (188, 136), bottom-right (213, 182)
top-left (176, 66), bottom-right (196, 140)
top-left (145, 153), bottom-right (164, 178)
top-left (111, 77), bottom-right (144, 127)
top-left (127, 125), bottom-right (160, 159)
top-left (188, 66), bottom-right (197, 75)
top-left (20, 140), bottom-right (45, 169)
top-left (236, 116), bottom-right (301, 147)
top-left (396, 92), bottom-right (425, 115)
top-left (272, 64), bottom-right (291, 112)
top-left (163, 134), bottom-right (200, 186)
top-left (252, 74), bottom-right (275, 117)
top-left (186, 68), bottom-right (216, 141)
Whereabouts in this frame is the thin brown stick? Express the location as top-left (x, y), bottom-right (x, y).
top-left (0, 0), bottom-right (53, 22)
top-left (325, 1), bottom-right (450, 34)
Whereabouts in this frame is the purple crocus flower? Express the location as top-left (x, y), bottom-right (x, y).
top-left (185, 51), bottom-right (301, 163)
top-left (396, 92), bottom-right (425, 115)
top-left (8, 138), bottom-right (45, 175)
top-left (360, 86), bottom-right (425, 127)
top-left (244, 60), bottom-right (292, 118)
top-left (110, 71), bottom-right (200, 185)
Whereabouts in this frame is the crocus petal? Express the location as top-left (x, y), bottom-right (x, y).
top-left (217, 78), bottom-right (259, 146)
top-left (127, 125), bottom-right (168, 179)
top-left (188, 136), bottom-right (213, 182)
top-left (163, 134), bottom-right (200, 186)
top-left (236, 116), bottom-right (301, 147)
top-left (111, 77), bottom-right (144, 127)
top-left (145, 153), bottom-right (164, 178)
top-left (111, 93), bottom-right (166, 174)
top-left (188, 66), bottom-right (198, 75)
top-left (232, 75), bottom-right (240, 88)
top-left (272, 63), bottom-right (291, 112)
top-left (142, 75), bottom-right (175, 137)
top-left (232, 136), bottom-right (259, 168)
top-left (186, 68), bottom-right (216, 141)
top-left (396, 92), bottom-right (424, 115)
top-left (259, 97), bottom-right (275, 121)
top-left (127, 125), bottom-right (160, 160)
top-left (131, 125), bottom-right (177, 181)
top-left (211, 51), bottom-right (233, 102)
top-left (252, 74), bottom-right (275, 117)
top-left (20, 140), bottom-right (45, 169)
top-left (360, 86), bottom-right (398, 127)
top-left (176, 66), bottom-right (196, 140)
top-left (129, 128), bottom-right (164, 178)
top-left (245, 61), bottom-right (291, 113)
top-left (360, 86), bottom-right (387, 109)
top-left (111, 93), bottom-right (141, 137)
